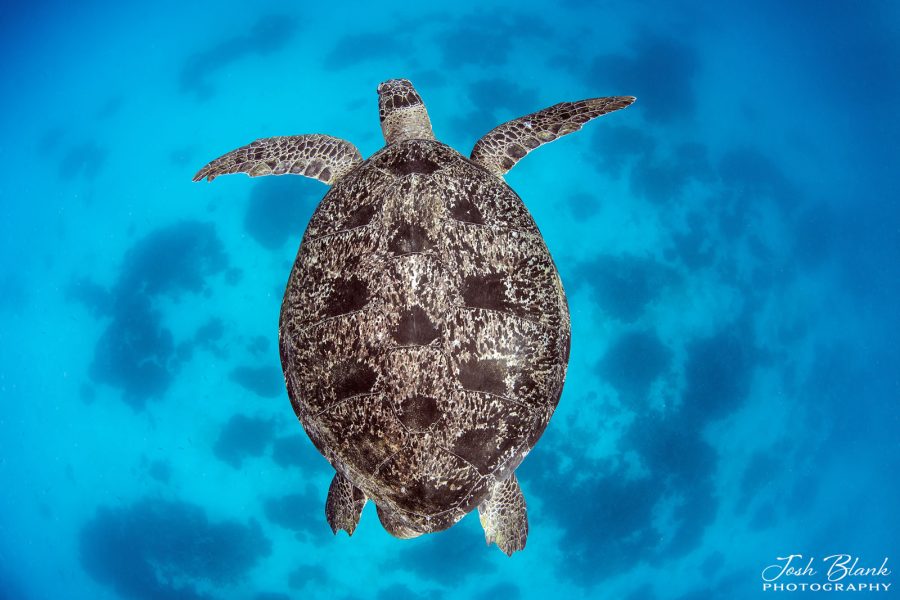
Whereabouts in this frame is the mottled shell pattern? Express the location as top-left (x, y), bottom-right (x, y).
top-left (278, 140), bottom-right (570, 533)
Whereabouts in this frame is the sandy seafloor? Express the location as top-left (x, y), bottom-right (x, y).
top-left (0, 1), bottom-right (898, 598)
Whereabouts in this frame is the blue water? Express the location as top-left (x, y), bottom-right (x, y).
top-left (1, 1), bottom-right (898, 598)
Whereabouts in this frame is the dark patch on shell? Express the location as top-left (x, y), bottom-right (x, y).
top-left (457, 357), bottom-right (508, 396)
top-left (393, 305), bottom-right (440, 345)
top-left (461, 273), bottom-right (507, 311)
top-left (324, 276), bottom-right (368, 318)
top-left (376, 140), bottom-right (445, 177)
top-left (332, 359), bottom-right (377, 399)
top-left (451, 427), bottom-right (514, 474)
top-left (448, 195), bottom-right (484, 224)
top-left (398, 395), bottom-right (440, 431)
top-left (344, 203), bottom-right (377, 229)
top-left (384, 155), bottom-right (441, 177)
top-left (388, 221), bottom-right (432, 254)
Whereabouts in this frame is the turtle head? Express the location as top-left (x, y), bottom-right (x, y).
top-left (377, 78), bottom-right (435, 144)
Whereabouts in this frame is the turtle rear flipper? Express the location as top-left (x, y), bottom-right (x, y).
top-left (193, 133), bottom-right (362, 184)
top-left (325, 471), bottom-right (367, 536)
top-left (479, 473), bottom-right (528, 556)
top-left (470, 96), bottom-right (636, 177)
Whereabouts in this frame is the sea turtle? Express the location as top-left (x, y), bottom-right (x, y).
top-left (194, 79), bottom-right (634, 555)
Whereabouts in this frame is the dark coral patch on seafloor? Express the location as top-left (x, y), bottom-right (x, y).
top-left (213, 414), bottom-right (277, 468)
top-left (574, 254), bottom-right (676, 322)
top-left (598, 330), bottom-right (672, 401)
top-left (588, 33), bottom-right (699, 124)
top-left (79, 498), bottom-right (270, 600)
top-left (71, 221), bottom-right (228, 408)
top-left (230, 364), bottom-right (284, 398)
top-left (58, 141), bottom-right (108, 181)
top-left (271, 434), bottom-right (320, 471)
top-left (263, 490), bottom-right (320, 536)
top-left (179, 14), bottom-right (298, 99)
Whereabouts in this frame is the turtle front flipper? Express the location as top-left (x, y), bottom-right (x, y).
top-left (193, 134), bottom-right (362, 184)
top-left (479, 473), bottom-right (528, 556)
top-left (325, 471), bottom-right (367, 536)
top-left (470, 96), bottom-right (636, 177)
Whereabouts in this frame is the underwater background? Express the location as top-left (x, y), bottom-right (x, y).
top-left (1, 1), bottom-right (898, 598)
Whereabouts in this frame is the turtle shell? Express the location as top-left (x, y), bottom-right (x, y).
top-left (279, 139), bottom-right (570, 533)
